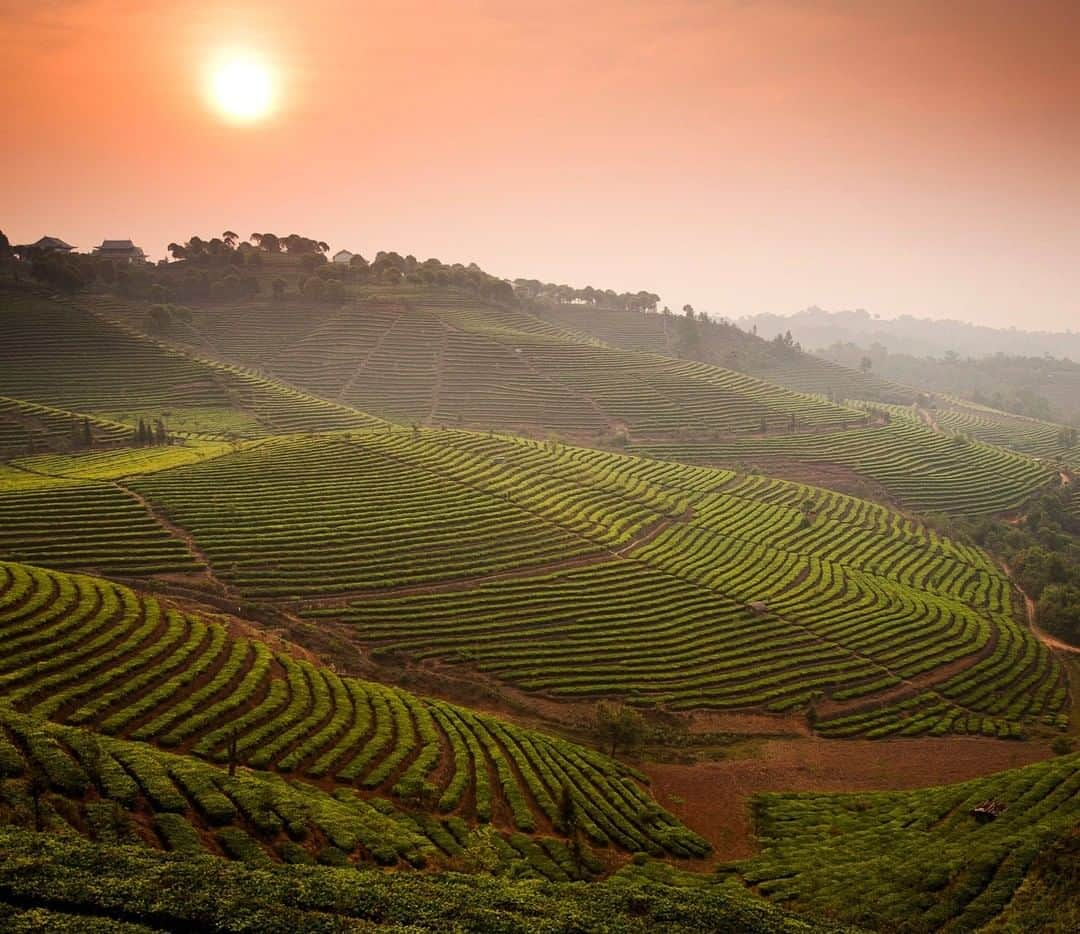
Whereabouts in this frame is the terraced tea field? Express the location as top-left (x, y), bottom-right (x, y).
top-left (922, 398), bottom-right (1080, 471)
top-left (633, 416), bottom-right (1056, 517)
top-left (292, 436), bottom-right (1064, 735)
top-left (0, 475), bottom-right (201, 575)
top-left (532, 302), bottom-right (917, 405)
top-left (0, 829), bottom-right (827, 933)
top-left (19, 289), bottom-right (1060, 523)
top-left (0, 701), bottom-right (675, 882)
top-left (0, 396), bottom-right (133, 458)
top-left (0, 707), bottom-right (447, 871)
top-left (1, 423), bottom-right (1049, 736)
top-left (89, 293), bottom-right (869, 438)
top-left (0, 561), bottom-right (709, 861)
top-left (736, 752), bottom-right (1080, 931)
top-left (0, 294), bottom-right (381, 442)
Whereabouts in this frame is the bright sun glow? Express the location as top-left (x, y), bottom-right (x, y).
top-left (209, 56), bottom-right (275, 123)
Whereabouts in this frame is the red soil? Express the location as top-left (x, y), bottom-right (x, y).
top-left (642, 735), bottom-right (1054, 864)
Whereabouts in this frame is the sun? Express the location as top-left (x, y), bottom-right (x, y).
top-left (208, 55), bottom-right (275, 123)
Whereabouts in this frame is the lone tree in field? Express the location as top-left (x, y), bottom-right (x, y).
top-left (594, 702), bottom-right (646, 758)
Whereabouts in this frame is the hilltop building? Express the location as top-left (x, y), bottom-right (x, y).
top-left (332, 249), bottom-right (355, 264)
top-left (13, 236), bottom-right (76, 258)
top-left (92, 239), bottom-right (147, 263)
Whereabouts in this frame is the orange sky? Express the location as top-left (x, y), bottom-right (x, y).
top-left (4, 1), bottom-right (1078, 329)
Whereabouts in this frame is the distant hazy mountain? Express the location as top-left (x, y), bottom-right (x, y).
top-left (737, 307), bottom-right (1080, 360)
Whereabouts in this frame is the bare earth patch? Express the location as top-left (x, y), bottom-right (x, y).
top-left (642, 735), bottom-right (1055, 864)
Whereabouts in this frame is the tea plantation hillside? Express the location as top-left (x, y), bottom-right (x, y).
top-left (0, 431), bottom-right (1067, 737)
top-left (735, 752), bottom-right (1080, 932)
top-left (81, 289), bottom-right (871, 439)
top-left (0, 291), bottom-right (381, 441)
top-left (0, 561), bottom-right (709, 862)
top-left (0, 396), bottom-right (133, 459)
top-left (6, 285), bottom-right (1062, 520)
top-left (0, 830), bottom-right (843, 933)
top-left (0, 723), bottom-right (1072, 931)
top-left (72, 285), bottom-right (1066, 518)
top-left (633, 416), bottom-right (1057, 518)
top-left (916, 397), bottom-right (1080, 474)
top-left (1, 276), bottom-right (1077, 933)
top-left (529, 301), bottom-right (917, 405)
top-left (0, 706), bottom-right (453, 872)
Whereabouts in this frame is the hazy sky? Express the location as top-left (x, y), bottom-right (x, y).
top-left (4, 1), bottom-right (1078, 329)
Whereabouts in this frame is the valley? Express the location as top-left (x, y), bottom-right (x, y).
top-left (0, 259), bottom-right (1076, 931)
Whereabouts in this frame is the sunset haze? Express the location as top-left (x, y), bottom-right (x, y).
top-left (4, 0), bottom-right (1078, 328)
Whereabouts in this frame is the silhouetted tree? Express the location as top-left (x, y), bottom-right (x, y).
top-left (251, 232), bottom-right (280, 253)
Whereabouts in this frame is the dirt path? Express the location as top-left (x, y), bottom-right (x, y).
top-left (916, 405), bottom-right (942, 434)
top-left (1022, 588), bottom-right (1080, 654)
top-left (112, 481), bottom-right (237, 597)
top-left (1001, 559), bottom-right (1080, 655)
top-left (425, 324), bottom-right (450, 426)
top-left (336, 306), bottom-right (406, 404)
top-left (642, 735), bottom-right (1054, 863)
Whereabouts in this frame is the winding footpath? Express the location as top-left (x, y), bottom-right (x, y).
top-left (1002, 560), bottom-right (1080, 655)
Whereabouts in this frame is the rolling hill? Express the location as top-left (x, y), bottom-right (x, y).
top-left (0, 269), bottom-right (1077, 932)
top-left (4, 283), bottom-right (1065, 520)
top-left (80, 288), bottom-right (871, 439)
top-left (736, 752), bottom-right (1080, 932)
top-left (0, 427), bottom-right (1066, 738)
top-left (82, 285), bottom-right (1069, 518)
top-left (530, 301), bottom-right (917, 406)
top-left (0, 561), bottom-right (708, 865)
top-left (0, 559), bottom-right (1074, 932)
top-left (0, 288), bottom-right (379, 439)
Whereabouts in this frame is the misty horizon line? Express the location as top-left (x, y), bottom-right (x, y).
top-left (9, 224), bottom-right (1076, 342)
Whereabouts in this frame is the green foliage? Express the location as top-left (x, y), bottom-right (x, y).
top-left (594, 703), bottom-right (647, 757)
top-left (736, 754), bottom-right (1080, 931)
top-left (0, 562), bottom-right (708, 861)
top-left (0, 827), bottom-right (837, 932)
top-left (1037, 584), bottom-right (1080, 645)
